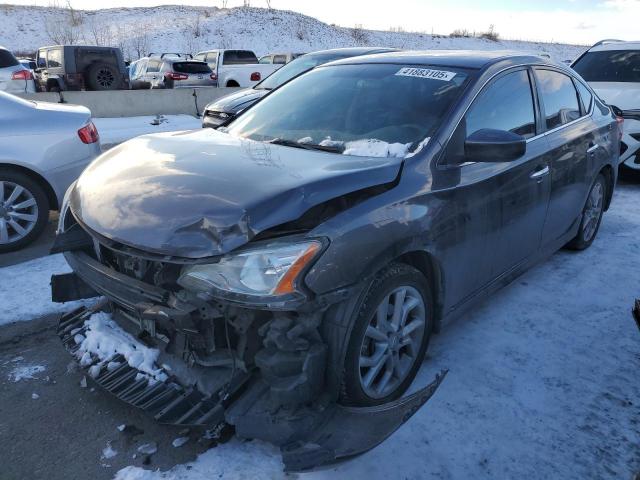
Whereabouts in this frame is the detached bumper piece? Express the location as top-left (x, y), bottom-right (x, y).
top-left (57, 306), bottom-right (250, 427)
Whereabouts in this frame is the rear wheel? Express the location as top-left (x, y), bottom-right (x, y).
top-left (86, 63), bottom-right (121, 91)
top-left (0, 171), bottom-right (49, 253)
top-left (340, 263), bottom-right (433, 406)
top-left (566, 174), bottom-right (606, 250)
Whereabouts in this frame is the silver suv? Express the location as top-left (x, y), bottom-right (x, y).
top-left (0, 46), bottom-right (36, 94)
top-left (572, 40), bottom-right (640, 172)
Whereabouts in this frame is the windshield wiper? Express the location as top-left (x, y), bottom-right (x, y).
top-left (266, 138), bottom-right (343, 153)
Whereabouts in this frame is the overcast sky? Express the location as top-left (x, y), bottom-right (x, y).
top-left (7, 0), bottom-right (640, 44)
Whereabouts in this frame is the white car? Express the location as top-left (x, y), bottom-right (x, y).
top-left (0, 46), bottom-right (36, 94)
top-left (572, 40), bottom-right (640, 172)
top-left (0, 92), bottom-right (100, 251)
top-left (194, 49), bottom-right (281, 88)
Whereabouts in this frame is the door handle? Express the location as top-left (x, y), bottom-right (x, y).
top-left (587, 143), bottom-right (599, 154)
top-left (530, 165), bottom-right (550, 179)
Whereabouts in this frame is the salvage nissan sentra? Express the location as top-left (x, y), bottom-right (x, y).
top-left (51, 51), bottom-right (619, 470)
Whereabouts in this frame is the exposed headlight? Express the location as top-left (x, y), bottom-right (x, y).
top-left (178, 240), bottom-right (322, 299)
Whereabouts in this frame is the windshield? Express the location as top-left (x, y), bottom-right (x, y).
top-left (573, 50), bottom-right (640, 83)
top-left (227, 63), bottom-right (471, 157)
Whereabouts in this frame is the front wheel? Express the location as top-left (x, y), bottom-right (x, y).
top-left (340, 263), bottom-right (433, 406)
top-left (566, 174), bottom-right (606, 250)
top-left (0, 171), bottom-right (49, 253)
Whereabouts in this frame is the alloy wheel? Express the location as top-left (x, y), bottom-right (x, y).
top-left (97, 68), bottom-right (115, 88)
top-left (582, 180), bottom-right (604, 242)
top-left (358, 286), bottom-right (427, 399)
top-left (0, 181), bottom-right (39, 245)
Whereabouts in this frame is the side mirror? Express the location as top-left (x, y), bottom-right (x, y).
top-left (464, 129), bottom-right (526, 162)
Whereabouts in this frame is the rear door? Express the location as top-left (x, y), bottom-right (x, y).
top-left (534, 68), bottom-right (596, 246)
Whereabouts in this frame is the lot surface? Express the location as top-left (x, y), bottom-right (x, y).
top-left (0, 184), bottom-right (639, 480)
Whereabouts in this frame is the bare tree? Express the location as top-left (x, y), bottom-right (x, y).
top-left (86, 17), bottom-right (113, 46)
top-left (221, 0), bottom-right (229, 7)
top-left (45, 0), bottom-right (84, 44)
top-left (266, 0), bottom-right (272, 8)
top-left (130, 28), bottom-right (150, 59)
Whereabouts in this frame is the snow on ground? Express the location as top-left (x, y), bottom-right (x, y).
top-left (0, 5), bottom-right (585, 63)
top-left (95, 115), bottom-right (202, 146)
top-left (0, 253), bottom-right (91, 326)
top-left (111, 184), bottom-right (640, 479)
top-left (7, 363), bottom-right (45, 382)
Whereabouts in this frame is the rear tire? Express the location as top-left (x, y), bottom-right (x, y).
top-left (339, 263), bottom-right (433, 406)
top-left (0, 170), bottom-right (49, 253)
top-left (86, 62), bottom-right (121, 91)
top-left (566, 174), bottom-right (606, 250)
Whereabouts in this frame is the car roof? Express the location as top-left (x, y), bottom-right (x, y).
top-left (589, 40), bottom-right (640, 52)
top-left (307, 47), bottom-right (400, 57)
top-left (323, 50), bottom-right (556, 69)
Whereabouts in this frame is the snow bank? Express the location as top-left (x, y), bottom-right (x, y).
top-left (0, 253), bottom-right (91, 326)
top-left (74, 312), bottom-right (167, 382)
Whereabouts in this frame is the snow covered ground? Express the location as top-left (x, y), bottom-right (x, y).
top-left (1, 184), bottom-right (638, 479)
top-left (0, 5), bottom-right (585, 63)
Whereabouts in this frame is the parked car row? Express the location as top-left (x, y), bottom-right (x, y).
top-left (48, 48), bottom-right (621, 471)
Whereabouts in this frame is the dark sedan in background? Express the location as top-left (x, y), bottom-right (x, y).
top-left (202, 47), bottom-right (399, 128)
top-left (53, 50), bottom-right (619, 471)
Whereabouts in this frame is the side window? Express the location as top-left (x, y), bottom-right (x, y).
top-left (37, 50), bottom-right (47, 68)
top-left (535, 69), bottom-right (581, 130)
top-left (444, 70), bottom-right (536, 165)
top-left (194, 53), bottom-right (205, 62)
top-left (466, 70), bottom-right (536, 139)
top-left (575, 80), bottom-right (593, 114)
top-left (273, 55), bottom-right (287, 64)
top-left (259, 55), bottom-right (272, 64)
top-left (206, 52), bottom-right (218, 66)
top-left (147, 60), bottom-right (160, 73)
top-left (47, 49), bottom-right (62, 68)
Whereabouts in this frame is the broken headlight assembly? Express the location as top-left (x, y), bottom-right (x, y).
top-left (178, 239), bottom-right (324, 305)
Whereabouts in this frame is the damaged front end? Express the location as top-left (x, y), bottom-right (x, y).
top-left (50, 130), bottom-right (446, 469)
top-left (52, 219), bottom-right (446, 470)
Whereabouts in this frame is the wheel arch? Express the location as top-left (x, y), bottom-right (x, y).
top-left (0, 163), bottom-right (58, 210)
top-left (226, 79), bottom-right (240, 87)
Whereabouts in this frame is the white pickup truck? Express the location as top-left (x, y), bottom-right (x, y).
top-left (194, 49), bottom-right (281, 88)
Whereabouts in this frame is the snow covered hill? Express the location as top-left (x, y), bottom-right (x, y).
top-left (0, 4), bottom-right (586, 62)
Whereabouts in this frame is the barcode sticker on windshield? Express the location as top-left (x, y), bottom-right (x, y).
top-left (395, 67), bottom-right (457, 81)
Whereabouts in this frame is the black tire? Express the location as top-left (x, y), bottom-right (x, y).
top-left (339, 263), bottom-right (434, 406)
top-left (86, 62), bottom-right (122, 91)
top-left (566, 173), bottom-right (607, 250)
top-left (0, 170), bottom-right (49, 253)
top-left (226, 80), bottom-right (240, 87)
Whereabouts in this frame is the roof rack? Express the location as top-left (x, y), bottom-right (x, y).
top-left (148, 52), bottom-right (194, 59)
top-left (591, 39), bottom-right (624, 48)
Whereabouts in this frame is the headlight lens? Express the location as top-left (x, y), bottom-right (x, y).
top-left (178, 240), bottom-right (322, 298)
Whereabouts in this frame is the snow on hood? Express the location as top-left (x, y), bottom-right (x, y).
top-left (73, 312), bottom-right (167, 382)
top-left (314, 137), bottom-right (413, 158)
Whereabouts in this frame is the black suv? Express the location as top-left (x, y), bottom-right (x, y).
top-left (35, 45), bottom-right (129, 91)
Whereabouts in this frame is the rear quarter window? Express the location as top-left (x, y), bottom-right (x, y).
top-left (0, 49), bottom-right (19, 68)
top-left (535, 69), bottom-right (581, 130)
top-left (223, 50), bottom-right (259, 65)
top-left (572, 50), bottom-right (640, 83)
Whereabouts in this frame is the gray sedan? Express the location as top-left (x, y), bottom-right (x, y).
top-left (0, 92), bottom-right (100, 252)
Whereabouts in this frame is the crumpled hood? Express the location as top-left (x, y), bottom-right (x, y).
top-left (590, 83), bottom-right (638, 110)
top-left (206, 88), bottom-right (268, 114)
top-left (70, 129), bottom-right (403, 258)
